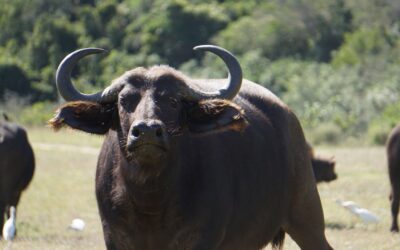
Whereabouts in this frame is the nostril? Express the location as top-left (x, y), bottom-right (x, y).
top-left (155, 128), bottom-right (163, 137)
top-left (132, 128), bottom-right (140, 137)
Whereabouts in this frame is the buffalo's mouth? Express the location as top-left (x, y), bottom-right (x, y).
top-left (130, 143), bottom-right (168, 152)
top-left (126, 140), bottom-right (169, 163)
top-left (126, 142), bottom-right (168, 166)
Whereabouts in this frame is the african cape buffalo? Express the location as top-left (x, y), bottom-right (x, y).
top-left (50, 45), bottom-right (333, 250)
top-left (0, 116), bottom-right (35, 238)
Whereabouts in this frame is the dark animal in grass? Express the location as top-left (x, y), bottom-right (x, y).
top-left (0, 117), bottom-right (35, 239)
top-left (312, 156), bottom-right (337, 183)
top-left (49, 45), bottom-right (333, 250)
top-left (387, 124), bottom-right (400, 232)
top-left (306, 142), bottom-right (337, 183)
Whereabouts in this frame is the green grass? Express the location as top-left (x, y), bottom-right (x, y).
top-left (28, 127), bottom-right (104, 147)
top-left (1, 128), bottom-right (399, 249)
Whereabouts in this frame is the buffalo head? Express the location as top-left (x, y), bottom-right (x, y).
top-left (312, 156), bottom-right (337, 183)
top-left (50, 46), bottom-right (247, 177)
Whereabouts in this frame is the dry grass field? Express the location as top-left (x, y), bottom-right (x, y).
top-left (1, 127), bottom-right (400, 249)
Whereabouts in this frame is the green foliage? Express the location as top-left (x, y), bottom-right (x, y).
top-left (214, 0), bottom-right (352, 61)
top-left (306, 123), bottom-right (342, 145)
top-left (19, 101), bottom-right (57, 126)
top-left (308, 0), bottom-right (353, 61)
top-left (0, 0), bottom-right (399, 144)
top-left (139, 0), bottom-right (229, 66)
top-left (381, 102), bottom-right (400, 129)
top-left (27, 15), bottom-right (78, 70)
top-left (332, 27), bottom-right (392, 66)
top-left (32, 66), bottom-right (59, 101)
top-left (214, 5), bottom-right (310, 59)
top-left (281, 60), bottom-right (400, 142)
top-left (0, 0), bottom-right (75, 46)
top-left (368, 101), bottom-right (400, 145)
top-left (79, 6), bottom-right (103, 40)
top-left (0, 62), bottom-right (31, 99)
top-left (367, 121), bottom-right (391, 145)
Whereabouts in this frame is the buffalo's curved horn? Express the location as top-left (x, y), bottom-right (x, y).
top-left (56, 48), bottom-right (120, 103)
top-left (187, 45), bottom-right (243, 100)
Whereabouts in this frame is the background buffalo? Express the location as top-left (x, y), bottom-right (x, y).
top-left (307, 142), bottom-right (337, 183)
top-left (0, 114), bottom-right (35, 239)
top-left (387, 124), bottom-right (400, 232)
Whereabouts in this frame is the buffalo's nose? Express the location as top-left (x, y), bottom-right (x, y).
top-left (131, 121), bottom-right (164, 139)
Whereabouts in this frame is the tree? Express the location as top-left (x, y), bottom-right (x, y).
top-left (140, 0), bottom-right (229, 66)
top-left (214, 5), bottom-right (310, 60)
top-left (27, 15), bottom-right (78, 70)
top-left (0, 63), bottom-right (31, 99)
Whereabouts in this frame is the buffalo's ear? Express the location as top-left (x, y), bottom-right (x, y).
top-left (185, 99), bottom-right (247, 134)
top-left (48, 101), bottom-right (115, 135)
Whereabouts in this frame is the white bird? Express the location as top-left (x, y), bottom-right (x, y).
top-left (336, 200), bottom-right (379, 224)
top-left (68, 218), bottom-right (85, 231)
top-left (2, 206), bottom-right (16, 241)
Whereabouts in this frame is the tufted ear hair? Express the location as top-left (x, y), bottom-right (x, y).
top-left (185, 99), bottom-right (247, 135)
top-left (48, 101), bottom-right (116, 135)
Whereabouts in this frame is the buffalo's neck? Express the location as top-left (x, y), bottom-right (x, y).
top-left (128, 169), bottom-right (174, 216)
top-left (114, 154), bottom-right (178, 221)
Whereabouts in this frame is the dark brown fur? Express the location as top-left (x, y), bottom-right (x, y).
top-left (50, 66), bottom-right (332, 249)
top-left (387, 124), bottom-right (400, 232)
top-left (0, 120), bottom-right (35, 237)
top-left (49, 101), bottom-right (115, 134)
top-left (311, 156), bottom-right (337, 183)
top-left (307, 143), bottom-right (337, 183)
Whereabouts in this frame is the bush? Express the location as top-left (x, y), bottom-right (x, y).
top-left (0, 91), bottom-right (31, 121)
top-left (331, 27), bottom-right (392, 66)
top-left (19, 101), bottom-right (57, 126)
top-left (306, 123), bottom-right (342, 145)
top-left (140, 0), bottom-right (229, 66)
top-left (367, 101), bottom-right (400, 145)
top-left (214, 8), bottom-right (310, 59)
top-left (0, 63), bottom-right (32, 99)
top-left (367, 122), bottom-right (391, 145)
top-left (282, 60), bottom-right (400, 139)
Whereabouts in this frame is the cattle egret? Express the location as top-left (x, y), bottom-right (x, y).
top-left (69, 218), bottom-right (85, 231)
top-left (336, 200), bottom-right (379, 224)
top-left (2, 206), bottom-right (16, 241)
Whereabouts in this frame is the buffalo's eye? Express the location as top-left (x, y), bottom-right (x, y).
top-left (169, 98), bottom-right (179, 109)
top-left (120, 94), bottom-right (140, 111)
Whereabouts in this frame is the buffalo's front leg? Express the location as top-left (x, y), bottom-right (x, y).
top-left (390, 188), bottom-right (400, 232)
top-left (0, 203), bottom-right (4, 240)
top-left (98, 209), bottom-right (118, 250)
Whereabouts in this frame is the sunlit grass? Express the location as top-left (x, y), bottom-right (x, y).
top-left (1, 128), bottom-right (399, 249)
top-left (27, 126), bottom-right (104, 147)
